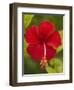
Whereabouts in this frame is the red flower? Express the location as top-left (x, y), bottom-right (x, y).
top-left (25, 21), bottom-right (62, 68)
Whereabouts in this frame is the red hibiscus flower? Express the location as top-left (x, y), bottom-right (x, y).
top-left (25, 21), bottom-right (62, 69)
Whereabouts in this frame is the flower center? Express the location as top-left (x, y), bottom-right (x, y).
top-left (39, 36), bottom-right (47, 45)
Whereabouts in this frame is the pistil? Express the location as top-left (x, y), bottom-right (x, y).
top-left (40, 43), bottom-right (47, 70)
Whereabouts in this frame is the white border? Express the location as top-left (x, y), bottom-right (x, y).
top-left (17, 7), bottom-right (70, 82)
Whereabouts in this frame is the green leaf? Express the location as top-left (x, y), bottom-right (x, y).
top-left (56, 45), bottom-right (63, 53)
top-left (59, 30), bottom-right (63, 39)
top-left (56, 30), bottom-right (63, 53)
top-left (45, 63), bottom-right (56, 73)
top-left (45, 58), bottom-right (63, 73)
top-left (24, 56), bottom-right (41, 74)
top-left (24, 15), bottom-right (34, 29)
top-left (24, 40), bottom-right (29, 57)
top-left (49, 58), bottom-right (61, 66)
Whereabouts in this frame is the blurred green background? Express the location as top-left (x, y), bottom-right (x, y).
top-left (23, 14), bottom-right (63, 74)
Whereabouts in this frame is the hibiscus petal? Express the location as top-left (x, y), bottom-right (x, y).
top-left (47, 31), bottom-right (62, 48)
top-left (25, 25), bottom-right (39, 44)
top-left (27, 44), bottom-right (44, 62)
top-left (39, 21), bottom-right (55, 39)
top-left (46, 45), bottom-right (56, 60)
